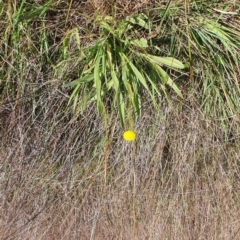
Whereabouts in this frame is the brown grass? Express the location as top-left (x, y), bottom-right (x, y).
top-left (1, 94), bottom-right (240, 239)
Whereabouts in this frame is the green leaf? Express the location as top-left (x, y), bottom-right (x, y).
top-left (126, 13), bottom-right (149, 29)
top-left (111, 68), bottom-right (119, 91)
top-left (118, 91), bottom-right (125, 127)
top-left (145, 54), bottom-right (185, 69)
top-left (130, 38), bottom-right (148, 48)
top-left (94, 50), bottom-right (104, 113)
top-left (148, 61), bottom-right (182, 99)
top-left (120, 52), bottom-right (130, 91)
top-left (63, 74), bottom-right (94, 87)
top-left (156, 65), bottom-right (183, 98)
top-left (68, 84), bottom-right (81, 111)
top-left (121, 53), bottom-right (149, 90)
top-left (204, 22), bottom-right (229, 41)
top-left (131, 80), bottom-right (141, 116)
top-left (145, 74), bottom-right (162, 105)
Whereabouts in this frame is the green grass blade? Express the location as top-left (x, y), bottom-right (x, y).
top-left (155, 64), bottom-right (183, 98)
top-left (118, 91), bottom-right (125, 127)
top-left (94, 50), bottom-right (104, 114)
top-left (63, 74), bottom-right (94, 87)
top-left (145, 54), bottom-right (185, 69)
top-left (121, 53), bottom-right (149, 90)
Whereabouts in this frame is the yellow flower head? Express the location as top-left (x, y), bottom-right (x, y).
top-left (123, 130), bottom-right (137, 141)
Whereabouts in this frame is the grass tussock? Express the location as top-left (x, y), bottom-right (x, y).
top-left (1, 0), bottom-right (240, 239)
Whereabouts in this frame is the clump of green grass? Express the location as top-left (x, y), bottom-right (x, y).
top-left (58, 13), bottom-right (185, 127)
top-left (0, 0), bottom-right (240, 239)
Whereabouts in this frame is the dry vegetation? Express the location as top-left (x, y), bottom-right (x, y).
top-left (1, 0), bottom-right (240, 239)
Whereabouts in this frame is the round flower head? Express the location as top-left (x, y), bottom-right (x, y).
top-left (123, 130), bottom-right (137, 141)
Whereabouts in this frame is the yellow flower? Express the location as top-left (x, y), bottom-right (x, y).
top-left (123, 130), bottom-right (137, 141)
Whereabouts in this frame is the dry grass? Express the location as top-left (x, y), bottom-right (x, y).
top-left (1, 94), bottom-right (240, 239)
top-left (1, 0), bottom-right (240, 239)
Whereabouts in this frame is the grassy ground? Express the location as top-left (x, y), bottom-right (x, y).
top-left (1, 0), bottom-right (240, 239)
